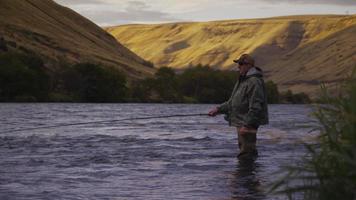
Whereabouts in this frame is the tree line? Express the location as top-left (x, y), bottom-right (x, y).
top-left (130, 65), bottom-right (310, 104)
top-left (0, 52), bottom-right (310, 103)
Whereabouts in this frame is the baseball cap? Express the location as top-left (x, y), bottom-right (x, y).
top-left (233, 54), bottom-right (255, 66)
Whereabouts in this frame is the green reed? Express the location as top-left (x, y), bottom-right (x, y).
top-left (271, 70), bottom-right (356, 200)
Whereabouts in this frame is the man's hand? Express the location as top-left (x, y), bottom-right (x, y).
top-left (238, 126), bottom-right (257, 135)
top-left (208, 107), bottom-right (219, 117)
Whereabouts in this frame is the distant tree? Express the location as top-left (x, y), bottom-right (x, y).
top-left (127, 64), bottom-right (313, 104)
top-left (153, 67), bottom-right (181, 102)
top-left (0, 52), bottom-right (50, 101)
top-left (292, 92), bottom-right (311, 104)
top-left (178, 65), bottom-right (237, 103)
top-left (265, 80), bottom-right (280, 104)
top-left (130, 78), bottom-right (155, 102)
top-left (280, 89), bottom-right (311, 104)
top-left (143, 60), bottom-right (155, 68)
top-left (62, 63), bottom-right (128, 102)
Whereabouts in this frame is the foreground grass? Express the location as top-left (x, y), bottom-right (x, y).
top-left (272, 71), bottom-right (356, 199)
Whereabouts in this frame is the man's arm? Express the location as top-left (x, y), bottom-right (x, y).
top-left (217, 100), bottom-right (230, 114)
top-left (208, 100), bottom-right (230, 116)
top-left (209, 79), bottom-right (239, 117)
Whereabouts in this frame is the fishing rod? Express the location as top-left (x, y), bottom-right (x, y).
top-left (0, 113), bottom-right (209, 134)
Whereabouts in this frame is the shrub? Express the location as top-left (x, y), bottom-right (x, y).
top-left (130, 78), bottom-right (156, 102)
top-left (266, 80), bottom-right (280, 104)
top-left (153, 67), bottom-right (181, 102)
top-left (280, 90), bottom-right (311, 104)
top-left (271, 72), bottom-right (356, 199)
top-left (177, 65), bottom-right (237, 103)
top-left (129, 65), bottom-right (286, 104)
top-left (0, 52), bottom-right (50, 101)
top-left (143, 60), bottom-right (155, 68)
top-left (62, 63), bottom-right (128, 102)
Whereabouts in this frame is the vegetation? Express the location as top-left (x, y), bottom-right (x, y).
top-left (271, 72), bottom-right (356, 199)
top-left (0, 52), bottom-right (128, 102)
top-left (131, 65), bottom-right (309, 104)
top-left (178, 65), bottom-right (237, 103)
top-left (280, 90), bottom-right (311, 104)
top-left (61, 63), bottom-right (128, 102)
top-left (142, 60), bottom-right (155, 68)
top-left (0, 52), bottom-right (50, 102)
top-left (266, 80), bottom-right (279, 104)
top-left (266, 81), bottom-right (312, 104)
top-left (131, 65), bottom-right (238, 103)
top-left (0, 52), bottom-right (310, 103)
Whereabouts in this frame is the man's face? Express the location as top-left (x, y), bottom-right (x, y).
top-left (238, 63), bottom-right (250, 75)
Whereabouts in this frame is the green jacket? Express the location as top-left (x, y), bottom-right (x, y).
top-left (217, 67), bottom-right (269, 127)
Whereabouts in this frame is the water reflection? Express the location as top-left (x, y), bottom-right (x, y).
top-left (230, 158), bottom-right (265, 200)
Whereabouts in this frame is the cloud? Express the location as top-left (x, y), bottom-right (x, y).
top-left (53, 0), bottom-right (356, 25)
top-left (54, 0), bottom-right (178, 25)
top-left (55, 0), bottom-right (104, 6)
top-left (86, 2), bottom-right (177, 26)
top-left (257, 0), bottom-right (356, 6)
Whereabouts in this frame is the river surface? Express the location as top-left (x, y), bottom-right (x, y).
top-left (0, 104), bottom-right (318, 200)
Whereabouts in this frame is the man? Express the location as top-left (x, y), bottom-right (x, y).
top-left (208, 54), bottom-right (268, 159)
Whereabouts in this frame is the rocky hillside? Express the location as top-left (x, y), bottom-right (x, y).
top-left (0, 0), bottom-right (155, 79)
top-left (106, 15), bottom-right (356, 96)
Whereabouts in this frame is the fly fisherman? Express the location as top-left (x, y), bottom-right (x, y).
top-left (208, 54), bottom-right (269, 159)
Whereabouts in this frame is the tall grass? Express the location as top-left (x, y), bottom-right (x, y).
top-left (271, 71), bottom-right (356, 200)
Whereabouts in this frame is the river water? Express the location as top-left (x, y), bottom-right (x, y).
top-left (0, 104), bottom-right (318, 200)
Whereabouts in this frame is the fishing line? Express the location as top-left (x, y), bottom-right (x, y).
top-left (0, 113), bottom-right (209, 134)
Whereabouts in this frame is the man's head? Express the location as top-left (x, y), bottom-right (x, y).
top-left (233, 54), bottom-right (255, 75)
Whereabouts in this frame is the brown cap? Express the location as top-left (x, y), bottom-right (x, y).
top-left (233, 54), bottom-right (255, 66)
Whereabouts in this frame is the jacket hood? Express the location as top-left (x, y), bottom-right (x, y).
top-left (246, 67), bottom-right (263, 77)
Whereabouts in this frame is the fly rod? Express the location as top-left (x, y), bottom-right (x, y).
top-left (0, 113), bottom-right (209, 134)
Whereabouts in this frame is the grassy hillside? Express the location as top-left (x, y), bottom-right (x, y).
top-left (0, 0), bottom-right (155, 79)
top-left (106, 15), bottom-right (356, 96)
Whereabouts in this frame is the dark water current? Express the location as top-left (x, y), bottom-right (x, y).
top-left (0, 104), bottom-right (318, 200)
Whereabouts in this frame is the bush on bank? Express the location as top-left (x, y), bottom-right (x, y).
top-left (61, 63), bottom-right (128, 102)
top-left (271, 71), bottom-right (356, 200)
top-left (0, 52), bottom-right (310, 103)
top-left (133, 65), bottom-right (310, 104)
top-left (0, 52), bottom-right (50, 102)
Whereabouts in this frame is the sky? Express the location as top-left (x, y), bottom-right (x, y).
top-left (54, 0), bottom-right (356, 26)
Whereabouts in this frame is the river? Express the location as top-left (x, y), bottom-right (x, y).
top-left (0, 103), bottom-right (318, 200)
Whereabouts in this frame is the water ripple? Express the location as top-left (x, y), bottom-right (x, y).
top-left (0, 103), bottom-right (316, 200)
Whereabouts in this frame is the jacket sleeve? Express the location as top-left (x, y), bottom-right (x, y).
top-left (244, 78), bottom-right (265, 127)
top-left (217, 99), bottom-right (230, 114)
top-left (217, 79), bottom-right (239, 114)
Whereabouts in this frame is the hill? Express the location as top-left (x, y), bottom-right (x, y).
top-left (106, 15), bottom-right (356, 96)
top-left (0, 0), bottom-right (155, 79)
